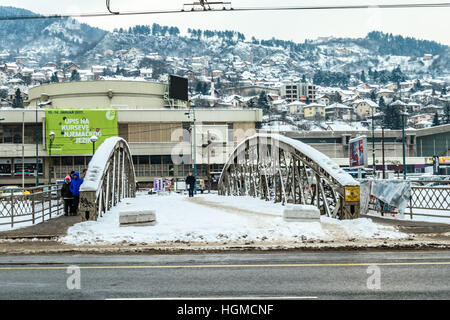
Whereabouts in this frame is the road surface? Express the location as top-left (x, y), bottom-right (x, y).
top-left (0, 250), bottom-right (449, 300)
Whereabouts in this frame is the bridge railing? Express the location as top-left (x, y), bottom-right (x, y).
top-left (79, 137), bottom-right (136, 221)
top-left (0, 185), bottom-right (63, 229)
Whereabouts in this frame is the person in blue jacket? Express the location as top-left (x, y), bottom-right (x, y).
top-left (69, 171), bottom-right (83, 215)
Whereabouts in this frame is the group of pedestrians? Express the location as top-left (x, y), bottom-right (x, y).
top-left (60, 171), bottom-right (84, 216)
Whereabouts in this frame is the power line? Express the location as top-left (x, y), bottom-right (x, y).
top-left (0, 3), bottom-right (449, 21)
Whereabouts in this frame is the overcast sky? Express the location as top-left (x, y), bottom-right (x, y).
top-left (2, 0), bottom-right (450, 45)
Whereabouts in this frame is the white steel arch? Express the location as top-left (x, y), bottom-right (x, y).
top-left (79, 137), bottom-right (136, 221)
top-left (218, 133), bottom-right (361, 219)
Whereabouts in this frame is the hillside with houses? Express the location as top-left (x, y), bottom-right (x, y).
top-left (1, 6), bottom-right (449, 131)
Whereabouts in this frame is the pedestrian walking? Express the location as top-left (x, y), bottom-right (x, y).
top-left (60, 175), bottom-right (74, 216)
top-left (185, 171), bottom-right (196, 197)
top-left (81, 168), bottom-right (87, 179)
top-left (69, 171), bottom-right (83, 215)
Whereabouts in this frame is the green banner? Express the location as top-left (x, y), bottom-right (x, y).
top-left (45, 109), bottom-right (118, 155)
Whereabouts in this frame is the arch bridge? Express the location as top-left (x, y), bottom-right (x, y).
top-left (218, 134), bottom-right (361, 219)
top-left (79, 137), bottom-right (136, 221)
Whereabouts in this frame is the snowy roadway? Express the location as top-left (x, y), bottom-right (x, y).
top-left (61, 192), bottom-right (408, 246)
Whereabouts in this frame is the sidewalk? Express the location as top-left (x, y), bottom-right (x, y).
top-left (361, 213), bottom-right (450, 234)
top-left (0, 215), bottom-right (81, 239)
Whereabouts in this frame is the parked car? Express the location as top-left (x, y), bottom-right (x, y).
top-left (0, 186), bottom-right (29, 198)
top-left (43, 186), bottom-right (59, 199)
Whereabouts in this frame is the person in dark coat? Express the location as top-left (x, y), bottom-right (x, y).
top-left (69, 171), bottom-right (83, 215)
top-left (60, 175), bottom-right (74, 216)
top-left (185, 172), bottom-right (196, 197)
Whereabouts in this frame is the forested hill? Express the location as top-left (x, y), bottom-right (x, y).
top-left (0, 6), bottom-right (449, 78)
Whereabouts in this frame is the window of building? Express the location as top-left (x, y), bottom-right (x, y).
top-left (162, 155), bottom-right (173, 164)
top-left (138, 155), bottom-right (149, 165)
top-left (0, 124), bottom-right (42, 144)
top-left (61, 157), bottom-right (73, 166)
top-left (150, 155), bottom-right (162, 164)
top-left (74, 156), bottom-right (85, 165)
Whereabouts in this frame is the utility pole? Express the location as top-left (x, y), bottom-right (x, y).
top-left (22, 111), bottom-right (25, 189)
top-left (372, 106), bottom-right (376, 178)
top-left (207, 130), bottom-right (211, 193)
top-left (185, 105), bottom-right (197, 194)
top-left (35, 103), bottom-right (39, 186)
top-left (382, 126), bottom-right (386, 179)
top-left (401, 112), bottom-right (408, 180)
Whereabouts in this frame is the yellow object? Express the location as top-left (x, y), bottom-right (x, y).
top-left (344, 186), bottom-right (360, 202)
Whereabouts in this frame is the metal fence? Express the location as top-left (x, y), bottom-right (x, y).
top-left (0, 185), bottom-right (64, 229)
top-left (408, 181), bottom-right (450, 219)
top-left (368, 180), bottom-right (450, 219)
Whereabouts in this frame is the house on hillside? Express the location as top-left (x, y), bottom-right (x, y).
top-left (352, 99), bottom-right (379, 120)
top-left (325, 103), bottom-right (354, 121)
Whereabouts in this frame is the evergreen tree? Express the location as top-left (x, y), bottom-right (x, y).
top-left (50, 72), bottom-right (58, 83)
top-left (257, 91), bottom-right (270, 114)
top-left (390, 66), bottom-right (406, 83)
top-left (432, 112), bottom-right (440, 126)
top-left (247, 99), bottom-right (256, 109)
top-left (361, 70), bottom-right (366, 83)
top-left (12, 88), bottom-right (23, 109)
top-left (379, 96), bottom-right (386, 110)
top-left (0, 88), bottom-right (7, 100)
top-left (70, 70), bottom-right (81, 81)
top-left (441, 86), bottom-right (447, 96)
top-left (383, 104), bottom-right (401, 130)
top-left (415, 80), bottom-right (422, 91)
top-left (444, 102), bottom-right (450, 124)
top-left (370, 90), bottom-right (377, 102)
top-left (301, 74), bottom-right (306, 83)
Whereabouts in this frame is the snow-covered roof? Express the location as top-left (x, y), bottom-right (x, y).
top-left (352, 99), bottom-right (378, 108)
top-left (287, 101), bottom-right (306, 107)
top-left (325, 103), bottom-right (353, 110)
top-left (390, 100), bottom-right (408, 106)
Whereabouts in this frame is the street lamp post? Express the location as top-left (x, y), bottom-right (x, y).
top-left (372, 107), bottom-right (376, 178)
top-left (48, 131), bottom-right (55, 185)
top-left (35, 100), bottom-right (51, 186)
top-left (185, 106), bottom-right (197, 194)
top-left (382, 126), bottom-right (386, 179)
top-left (401, 111), bottom-right (408, 180)
top-left (35, 103), bottom-right (39, 186)
top-left (90, 135), bottom-right (98, 155)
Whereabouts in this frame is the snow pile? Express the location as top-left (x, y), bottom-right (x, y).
top-left (60, 193), bottom-right (406, 245)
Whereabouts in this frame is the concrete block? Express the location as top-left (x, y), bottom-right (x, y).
top-left (283, 204), bottom-right (320, 222)
top-left (120, 209), bottom-right (156, 227)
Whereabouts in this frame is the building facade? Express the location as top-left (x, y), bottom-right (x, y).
top-left (280, 82), bottom-right (316, 103)
top-left (0, 81), bottom-right (262, 186)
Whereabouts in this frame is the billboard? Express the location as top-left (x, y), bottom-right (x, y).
top-left (349, 136), bottom-right (368, 168)
top-left (45, 109), bottom-right (118, 155)
top-left (169, 75), bottom-right (188, 101)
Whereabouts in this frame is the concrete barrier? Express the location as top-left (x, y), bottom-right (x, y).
top-left (119, 209), bottom-right (156, 226)
top-left (283, 204), bottom-right (320, 222)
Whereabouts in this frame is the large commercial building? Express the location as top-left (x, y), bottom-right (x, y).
top-left (1, 80), bottom-right (449, 186)
top-left (0, 81), bottom-right (262, 186)
top-left (283, 125), bottom-right (450, 174)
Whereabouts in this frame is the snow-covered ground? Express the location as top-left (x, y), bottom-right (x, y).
top-left (60, 192), bottom-right (408, 245)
